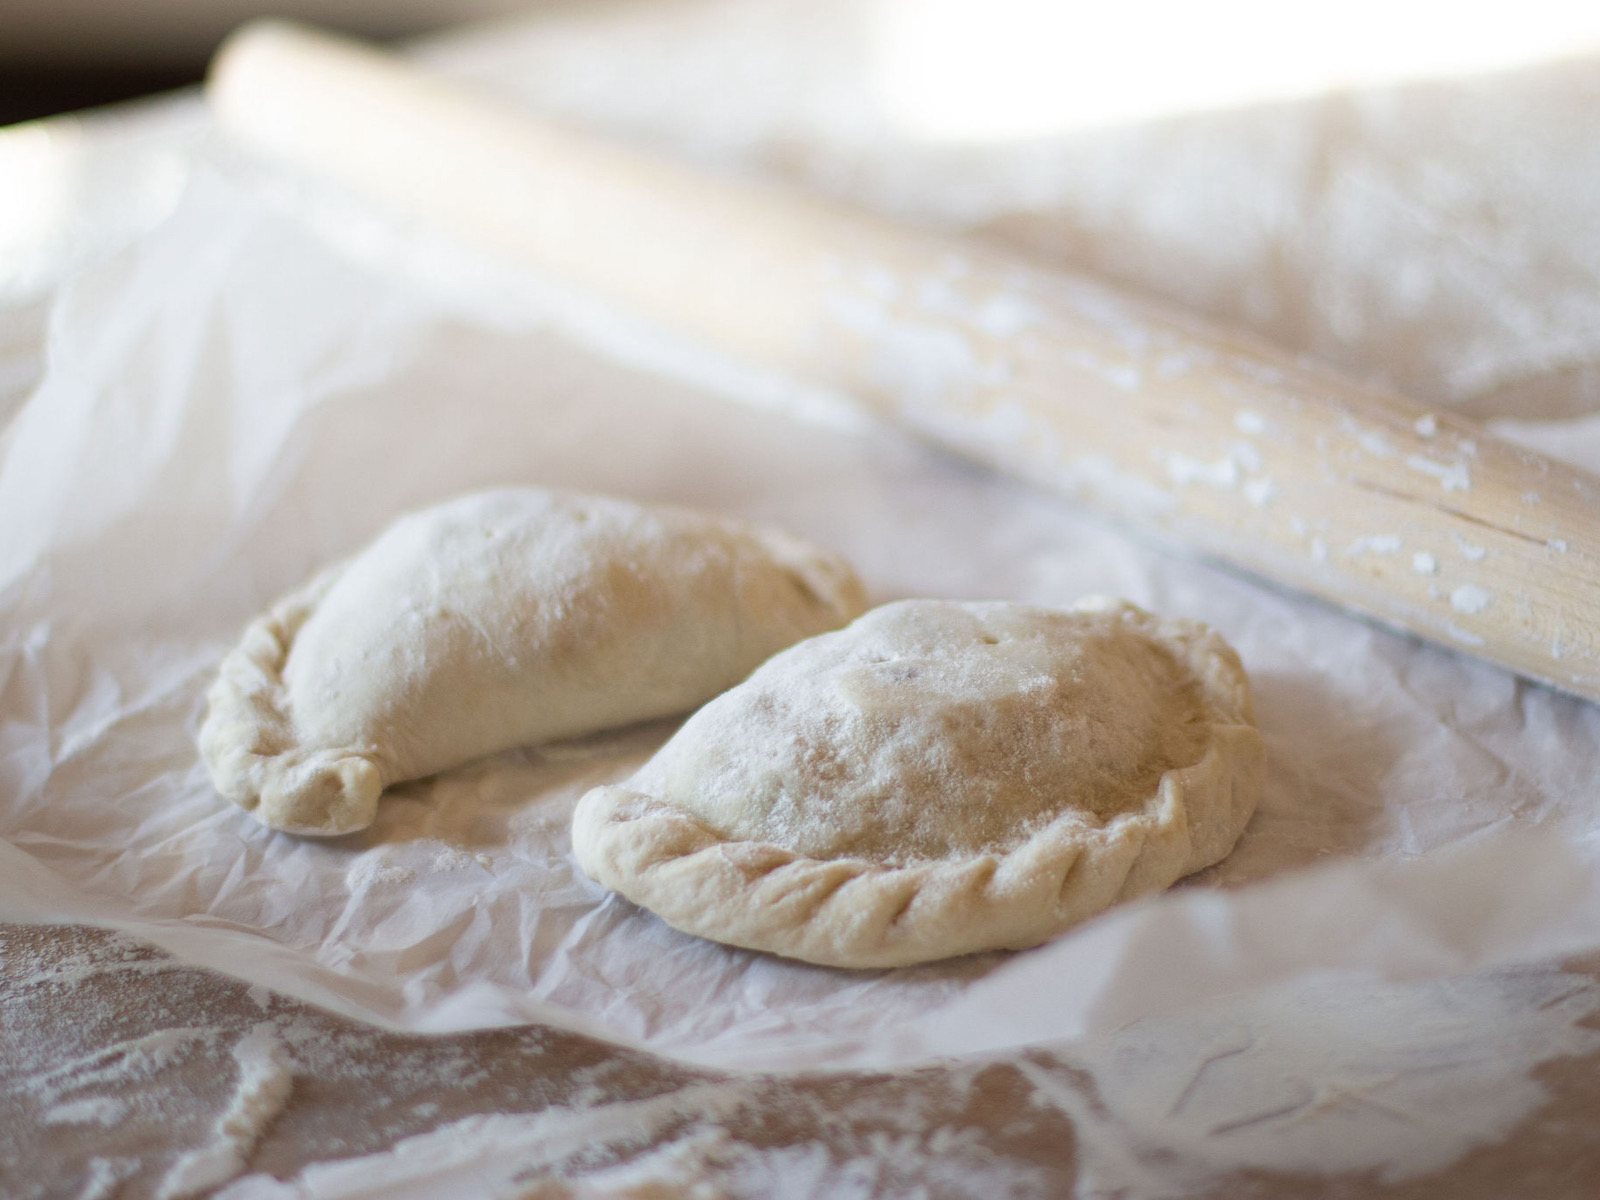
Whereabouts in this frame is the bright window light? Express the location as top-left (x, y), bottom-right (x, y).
top-left (874, 0), bottom-right (1600, 140)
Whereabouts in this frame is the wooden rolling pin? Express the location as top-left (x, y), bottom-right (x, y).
top-left (209, 21), bottom-right (1600, 703)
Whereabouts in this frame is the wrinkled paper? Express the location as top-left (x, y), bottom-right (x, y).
top-left (6, 62), bottom-right (1600, 1077)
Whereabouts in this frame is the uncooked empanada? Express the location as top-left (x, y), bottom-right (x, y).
top-left (200, 488), bottom-right (866, 836)
top-left (571, 597), bottom-right (1262, 968)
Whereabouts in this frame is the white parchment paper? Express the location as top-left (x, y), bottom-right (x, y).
top-left (6, 7), bottom-right (1600, 1081)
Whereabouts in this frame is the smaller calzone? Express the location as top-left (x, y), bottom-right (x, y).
top-left (200, 488), bottom-right (865, 837)
top-left (571, 597), bottom-right (1263, 968)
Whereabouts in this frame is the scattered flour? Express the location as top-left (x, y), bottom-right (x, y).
top-left (215, 1084), bottom-right (750, 1199)
top-left (79, 1156), bottom-right (142, 1200)
top-left (347, 858), bottom-right (420, 890)
top-left (1241, 477), bottom-right (1276, 506)
top-left (211, 1070), bottom-right (1056, 1200)
top-left (1023, 965), bottom-right (1600, 1193)
top-left (1450, 584), bottom-right (1492, 615)
top-left (1228, 440), bottom-right (1263, 473)
top-left (1353, 427), bottom-right (1397, 457)
top-left (12, 10), bottom-right (1600, 1195)
top-left (1406, 454), bottom-right (1472, 491)
top-left (1346, 535), bottom-right (1402, 556)
top-left (42, 1095), bottom-right (128, 1126)
top-left (1164, 452), bottom-right (1238, 488)
top-left (824, 285), bottom-right (1006, 406)
top-left (34, 1027), bottom-right (218, 1103)
top-left (158, 1024), bottom-right (295, 1199)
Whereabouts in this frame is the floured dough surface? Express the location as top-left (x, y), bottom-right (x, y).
top-left (572, 598), bottom-right (1262, 968)
top-left (199, 488), bottom-right (866, 837)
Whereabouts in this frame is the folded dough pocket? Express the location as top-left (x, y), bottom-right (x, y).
top-left (570, 597), bottom-right (1264, 969)
top-left (199, 488), bottom-right (866, 836)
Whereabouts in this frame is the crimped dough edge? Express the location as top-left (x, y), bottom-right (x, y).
top-left (197, 497), bottom-right (870, 840)
top-left (570, 604), bottom-right (1264, 969)
top-left (197, 562), bottom-right (386, 838)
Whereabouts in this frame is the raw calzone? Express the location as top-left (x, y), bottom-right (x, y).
top-left (200, 488), bottom-right (866, 836)
top-left (571, 597), bottom-right (1262, 968)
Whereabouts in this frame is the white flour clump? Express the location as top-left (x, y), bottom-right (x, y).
top-left (158, 1024), bottom-right (295, 1199)
top-left (79, 1156), bottom-right (142, 1200)
top-left (42, 1095), bottom-right (128, 1126)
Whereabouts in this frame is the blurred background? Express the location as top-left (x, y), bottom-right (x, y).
top-left (5, 0), bottom-right (1600, 423)
top-left (0, 0), bottom-right (538, 124)
top-left (8, 0), bottom-right (1600, 127)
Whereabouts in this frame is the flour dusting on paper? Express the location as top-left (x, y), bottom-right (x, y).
top-left (6, 131), bottom-right (1600, 1077)
top-left (1034, 964), bottom-right (1600, 1192)
top-left (9, 9), bottom-right (1600, 1197)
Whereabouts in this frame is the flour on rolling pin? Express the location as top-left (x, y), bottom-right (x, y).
top-left (207, 20), bottom-right (1600, 704)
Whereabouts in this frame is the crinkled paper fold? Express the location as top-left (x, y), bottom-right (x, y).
top-left (5, 142), bottom-right (1600, 1073)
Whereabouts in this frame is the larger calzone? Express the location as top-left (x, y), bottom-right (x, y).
top-left (572, 597), bottom-right (1263, 968)
top-left (200, 488), bottom-right (865, 836)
